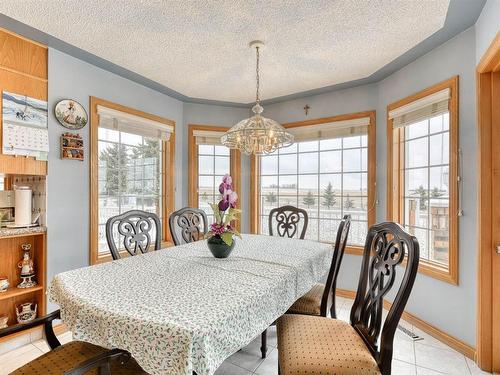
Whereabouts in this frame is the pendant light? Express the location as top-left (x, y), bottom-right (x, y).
top-left (221, 41), bottom-right (294, 155)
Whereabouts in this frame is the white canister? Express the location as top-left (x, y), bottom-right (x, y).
top-left (15, 187), bottom-right (32, 226)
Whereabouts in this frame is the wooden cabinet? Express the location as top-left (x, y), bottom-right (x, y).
top-left (0, 229), bottom-right (46, 340)
top-left (0, 29), bottom-right (49, 342)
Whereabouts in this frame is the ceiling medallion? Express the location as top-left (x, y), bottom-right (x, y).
top-left (221, 41), bottom-right (294, 155)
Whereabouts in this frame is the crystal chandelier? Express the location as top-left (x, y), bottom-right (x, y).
top-left (221, 41), bottom-right (294, 155)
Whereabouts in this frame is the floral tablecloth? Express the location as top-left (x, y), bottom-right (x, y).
top-left (49, 234), bottom-right (332, 375)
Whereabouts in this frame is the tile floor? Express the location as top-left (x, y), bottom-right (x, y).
top-left (0, 297), bottom-right (491, 375)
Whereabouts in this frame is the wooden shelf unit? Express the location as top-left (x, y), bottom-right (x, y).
top-left (0, 232), bottom-right (46, 328)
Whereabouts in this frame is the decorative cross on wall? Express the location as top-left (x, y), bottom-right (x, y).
top-left (304, 104), bottom-right (310, 116)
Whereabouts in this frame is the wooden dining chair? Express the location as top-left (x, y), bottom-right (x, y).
top-left (277, 222), bottom-right (420, 375)
top-left (287, 214), bottom-right (351, 318)
top-left (260, 215), bottom-right (351, 359)
top-left (268, 205), bottom-right (308, 239)
top-left (0, 310), bottom-right (147, 375)
top-left (169, 207), bottom-right (208, 246)
top-left (106, 210), bottom-right (162, 260)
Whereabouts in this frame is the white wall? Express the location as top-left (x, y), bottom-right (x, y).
top-left (475, 0), bottom-right (500, 63)
top-left (47, 48), bottom-right (183, 308)
top-left (263, 27), bottom-right (477, 346)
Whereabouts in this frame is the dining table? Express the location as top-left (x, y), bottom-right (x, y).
top-left (48, 234), bottom-right (333, 375)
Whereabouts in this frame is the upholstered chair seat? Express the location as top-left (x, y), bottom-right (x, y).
top-left (277, 314), bottom-right (381, 375)
top-left (287, 283), bottom-right (325, 316)
top-left (11, 341), bottom-right (148, 375)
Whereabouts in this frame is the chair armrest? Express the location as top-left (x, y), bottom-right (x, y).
top-left (63, 348), bottom-right (131, 375)
top-left (0, 309), bottom-right (61, 345)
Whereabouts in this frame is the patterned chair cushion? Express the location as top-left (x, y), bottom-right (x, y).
top-left (287, 283), bottom-right (325, 316)
top-left (277, 314), bottom-right (381, 375)
top-left (11, 341), bottom-right (148, 375)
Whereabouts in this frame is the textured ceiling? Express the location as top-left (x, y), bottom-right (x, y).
top-left (0, 1), bottom-right (450, 103)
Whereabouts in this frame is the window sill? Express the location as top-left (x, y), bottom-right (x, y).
top-left (416, 260), bottom-right (458, 285)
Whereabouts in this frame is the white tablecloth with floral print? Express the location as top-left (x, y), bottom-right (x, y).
top-left (49, 234), bottom-right (332, 375)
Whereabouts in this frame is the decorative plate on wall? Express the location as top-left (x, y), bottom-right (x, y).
top-left (54, 99), bottom-right (88, 129)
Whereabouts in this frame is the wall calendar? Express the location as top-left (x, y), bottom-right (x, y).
top-left (2, 91), bottom-right (49, 160)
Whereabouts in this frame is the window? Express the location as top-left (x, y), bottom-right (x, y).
top-left (387, 77), bottom-right (458, 284)
top-left (90, 97), bottom-right (175, 264)
top-left (251, 112), bottom-right (376, 253)
top-left (188, 125), bottom-right (241, 228)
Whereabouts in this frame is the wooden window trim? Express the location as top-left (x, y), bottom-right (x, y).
top-left (188, 124), bottom-right (241, 231)
top-left (89, 97), bottom-right (176, 265)
top-left (386, 76), bottom-right (459, 285)
top-left (250, 110), bottom-right (376, 255)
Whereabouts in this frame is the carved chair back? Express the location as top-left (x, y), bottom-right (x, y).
top-left (106, 210), bottom-right (161, 260)
top-left (169, 207), bottom-right (208, 246)
top-left (320, 214), bottom-right (351, 318)
top-left (268, 205), bottom-right (309, 239)
top-left (349, 222), bottom-right (419, 375)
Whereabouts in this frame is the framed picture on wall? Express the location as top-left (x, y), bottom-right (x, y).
top-left (54, 99), bottom-right (88, 129)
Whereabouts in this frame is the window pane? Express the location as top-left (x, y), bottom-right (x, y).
top-left (299, 141), bottom-right (319, 152)
top-left (406, 137), bottom-right (428, 168)
top-left (214, 156), bottom-right (230, 175)
top-left (279, 153), bottom-right (297, 174)
top-left (320, 151), bottom-right (341, 173)
top-left (407, 226), bottom-right (429, 260)
top-left (405, 168), bottom-right (428, 194)
top-left (319, 196), bottom-right (341, 219)
top-left (343, 173), bottom-right (363, 194)
top-left (430, 166), bottom-right (449, 198)
top-left (214, 145), bottom-right (230, 156)
top-left (98, 127), bottom-right (119, 142)
top-left (299, 174), bottom-right (318, 192)
top-left (348, 221), bottom-right (368, 247)
top-left (198, 145), bottom-right (214, 155)
top-left (298, 195), bottom-right (319, 219)
top-left (430, 229), bottom-right (449, 265)
top-left (261, 155), bottom-right (278, 175)
top-left (199, 175), bottom-right (214, 191)
top-left (343, 149), bottom-right (363, 172)
top-left (319, 219), bottom-right (340, 243)
top-left (304, 218), bottom-right (319, 241)
top-left (320, 138), bottom-right (342, 150)
top-left (429, 113), bottom-right (449, 134)
top-left (121, 132), bottom-right (142, 147)
top-left (261, 176), bottom-right (278, 192)
top-left (279, 175), bottom-right (297, 194)
top-left (280, 143), bottom-right (297, 154)
top-left (404, 197), bottom-right (428, 228)
top-left (320, 174), bottom-right (341, 191)
top-left (429, 133), bottom-right (449, 166)
top-left (343, 136), bottom-right (361, 149)
top-left (199, 155), bottom-right (214, 175)
top-left (299, 152), bottom-right (318, 174)
top-left (406, 120), bottom-right (428, 139)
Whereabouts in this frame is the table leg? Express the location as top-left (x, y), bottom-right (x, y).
top-left (260, 329), bottom-right (267, 358)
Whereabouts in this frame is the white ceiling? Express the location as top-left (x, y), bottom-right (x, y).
top-left (0, 1), bottom-right (450, 103)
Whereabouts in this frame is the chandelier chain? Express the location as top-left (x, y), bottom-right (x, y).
top-left (255, 46), bottom-right (260, 103)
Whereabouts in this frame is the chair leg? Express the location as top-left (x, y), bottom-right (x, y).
top-left (260, 329), bottom-right (267, 358)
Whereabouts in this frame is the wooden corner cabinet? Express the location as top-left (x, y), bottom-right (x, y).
top-left (0, 29), bottom-right (49, 343)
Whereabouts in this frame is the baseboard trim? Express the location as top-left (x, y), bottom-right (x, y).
top-left (336, 288), bottom-right (476, 360)
top-left (53, 323), bottom-right (68, 336)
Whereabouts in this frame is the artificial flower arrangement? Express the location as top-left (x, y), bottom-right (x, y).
top-left (205, 174), bottom-right (242, 249)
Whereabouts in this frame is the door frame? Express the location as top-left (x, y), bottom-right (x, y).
top-left (476, 31), bottom-right (500, 372)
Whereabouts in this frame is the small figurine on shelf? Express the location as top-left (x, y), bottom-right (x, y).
top-left (17, 243), bottom-right (36, 288)
top-left (0, 315), bottom-right (8, 329)
top-left (16, 302), bottom-right (37, 324)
